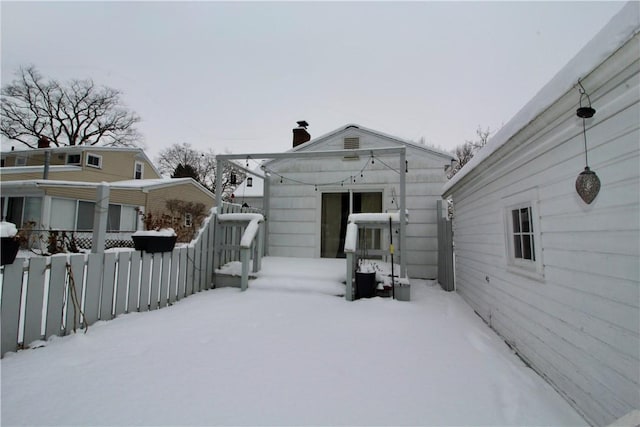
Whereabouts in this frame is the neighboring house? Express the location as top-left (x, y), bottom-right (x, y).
top-left (262, 123), bottom-right (453, 279)
top-left (1, 145), bottom-right (161, 182)
top-left (442, 4), bottom-right (639, 426)
top-left (0, 146), bottom-right (214, 247)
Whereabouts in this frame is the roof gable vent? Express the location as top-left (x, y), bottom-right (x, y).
top-left (344, 137), bottom-right (360, 150)
top-left (343, 137), bottom-right (360, 160)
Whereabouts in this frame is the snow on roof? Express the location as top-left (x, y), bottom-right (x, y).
top-left (3, 145), bottom-right (144, 155)
top-left (111, 178), bottom-right (192, 189)
top-left (442, 1), bottom-right (638, 196)
top-left (233, 175), bottom-right (264, 198)
top-left (0, 177), bottom-right (212, 195)
top-left (274, 123), bottom-right (454, 162)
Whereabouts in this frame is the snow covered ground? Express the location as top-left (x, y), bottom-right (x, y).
top-left (1, 257), bottom-right (586, 426)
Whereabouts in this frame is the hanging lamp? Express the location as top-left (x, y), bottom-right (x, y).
top-left (575, 81), bottom-right (600, 204)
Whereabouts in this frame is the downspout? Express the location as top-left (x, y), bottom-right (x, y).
top-left (263, 172), bottom-right (270, 255)
top-left (399, 148), bottom-right (407, 278)
top-left (215, 158), bottom-right (223, 209)
top-left (42, 150), bottom-right (51, 179)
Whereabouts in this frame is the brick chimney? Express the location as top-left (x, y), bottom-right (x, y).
top-left (37, 136), bottom-right (51, 148)
top-left (292, 120), bottom-right (310, 148)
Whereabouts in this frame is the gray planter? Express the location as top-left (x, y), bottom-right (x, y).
top-left (394, 284), bottom-right (410, 301)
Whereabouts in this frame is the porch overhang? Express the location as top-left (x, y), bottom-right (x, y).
top-left (215, 146), bottom-right (408, 278)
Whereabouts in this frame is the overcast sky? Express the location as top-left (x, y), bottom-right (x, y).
top-left (1, 1), bottom-right (626, 161)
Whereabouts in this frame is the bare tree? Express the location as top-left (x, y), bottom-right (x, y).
top-left (156, 142), bottom-right (245, 196)
top-left (447, 126), bottom-right (491, 179)
top-left (1, 66), bottom-right (141, 148)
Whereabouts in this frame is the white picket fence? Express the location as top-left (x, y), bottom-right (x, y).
top-left (0, 202), bottom-right (263, 357)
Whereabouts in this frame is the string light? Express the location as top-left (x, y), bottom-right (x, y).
top-left (245, 152), bottom-right (401, 190)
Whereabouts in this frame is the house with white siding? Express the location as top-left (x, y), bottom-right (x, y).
top-left (441, 3), bottom-right (639, 425)
top-left (257, 123), bottom-right (453, 279)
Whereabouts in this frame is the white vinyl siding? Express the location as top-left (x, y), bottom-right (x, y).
top-left (444, 32), bottom-right (639, 426)
top-left (267, 130), bottom-right (451, 278)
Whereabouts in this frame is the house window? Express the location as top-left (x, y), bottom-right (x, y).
top-left (50, 198), bottom-right (77, 230)
top-left (1, 158), bottom-right (5, 167)
top-left (77, 201), bottom-right (95, 231)
top-left (15, 156), bottom-right (27, 166)
top-left (4, 197), bottom-right (42, 227)
top-left (76, 201), bottom-right (132, 232)
top-left (86, 153), bottom-right (102, 168)
top-left (511, 207), bottom-right (535, 261)
top-left (503, 189), bottom-right (543, 279)
top-left (185, 213), bottom-right (193, 227)
top-left (66, 154), bottom-right (81, 165)
top-left (134, 161), bottom-right (144, 179)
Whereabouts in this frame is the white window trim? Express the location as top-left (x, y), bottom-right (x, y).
top-left (86, 153), bottom-right (102, 169)
top-left (502, 188), bottom-right (544, 281)
top-left (134, 161), bottom-right (144, 179)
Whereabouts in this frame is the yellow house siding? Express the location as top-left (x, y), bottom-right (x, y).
top-left (145, 183), bottom-right (214, 214)
top-left (88, 150), bottom-right (161, 180)
top-left (1, 171), bottom-right (50, 181)
top-left (1, 149), bottom-right (161, 182)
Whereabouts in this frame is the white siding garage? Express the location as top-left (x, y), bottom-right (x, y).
top-left (442, 5), bottom-right (639, 426)
top-left (265, 124), bottom-right (453, 279)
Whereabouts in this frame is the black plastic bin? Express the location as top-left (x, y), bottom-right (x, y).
top-left (1, 237), bottom-right (20, 265)
top-left (132, 235), bottom-right (177, 253)
top-left (355, 271), bottom-right (377, 299)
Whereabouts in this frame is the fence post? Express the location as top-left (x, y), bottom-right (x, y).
top-left (345, 252), bottom-right (354, 301)
top-left (92, 183), bottom-right (109, 253)
top-left (240, 248), bottom-right (249, 291)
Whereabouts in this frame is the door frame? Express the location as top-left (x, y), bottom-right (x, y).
top-left (315, 186), bottom-right (385, 258)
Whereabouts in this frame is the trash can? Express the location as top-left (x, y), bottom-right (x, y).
top-left (355, 271), bottom-right (377, 299)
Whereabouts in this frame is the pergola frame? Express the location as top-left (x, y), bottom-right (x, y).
top-left (216, 146), bottom-right (407, 277)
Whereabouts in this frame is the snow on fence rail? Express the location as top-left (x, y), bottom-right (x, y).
top-left (0, 202), bottom-right (266, 358)
top-left (214, 211), bottom-right (265, 291)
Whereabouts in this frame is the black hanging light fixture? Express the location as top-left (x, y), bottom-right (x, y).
top-left (575, 80), bottom-right (600, 204)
